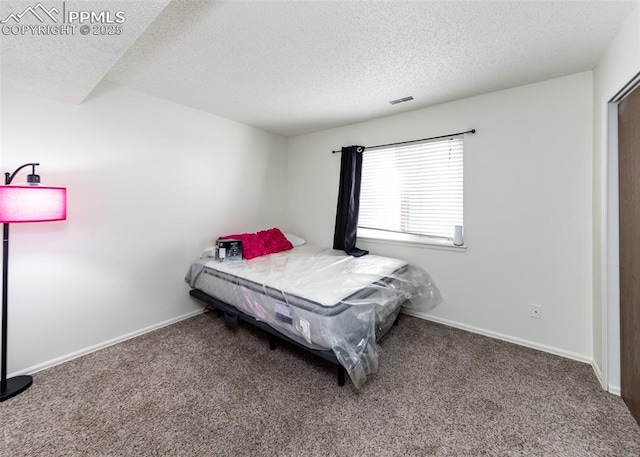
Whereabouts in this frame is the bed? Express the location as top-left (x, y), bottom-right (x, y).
top-left (185, 244), bottom-right (441, 388)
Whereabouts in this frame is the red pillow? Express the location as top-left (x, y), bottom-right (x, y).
top-left (219, 228), bottom-right (293, 260)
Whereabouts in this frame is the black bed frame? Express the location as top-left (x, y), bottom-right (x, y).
top-left (189, 288), bottom-right (347, 386)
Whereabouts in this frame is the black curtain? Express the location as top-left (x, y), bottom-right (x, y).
top-left (333, 145), bottom-right (369, 257)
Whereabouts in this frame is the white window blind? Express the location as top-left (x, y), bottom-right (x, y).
top-left (358, 136), bottom-right (463, 240)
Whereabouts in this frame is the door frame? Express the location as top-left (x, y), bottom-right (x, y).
top-left (605, 71), bottom-right (640, 395)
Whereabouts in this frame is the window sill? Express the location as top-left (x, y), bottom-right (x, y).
top-left (357, 229), bottom-right (467, 252)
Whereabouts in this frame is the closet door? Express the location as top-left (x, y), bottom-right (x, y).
top-left (618, 83), bottom-right (640, 426)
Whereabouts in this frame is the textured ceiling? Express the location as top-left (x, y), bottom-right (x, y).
top-left (0, 0), bottom-right (169, 103)
top-left (106, 0), bottom-right (636, 137)
top-left (1, 1), bottom-right (636, 137)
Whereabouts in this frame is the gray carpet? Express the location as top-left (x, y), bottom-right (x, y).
top-left (1, 313), bottom-right (639, 456)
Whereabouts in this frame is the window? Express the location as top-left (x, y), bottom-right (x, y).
top-left (358, 136), bottom-right (463, 243)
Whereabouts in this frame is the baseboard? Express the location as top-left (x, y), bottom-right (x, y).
top-left (9, 309), bottom-right (203, 378)
top-left (609, 384), bottom-right (621, 396)
top-left (401, 309), bottom-right (592, 364)
top-left (592, 359), bottom-right (606, 390)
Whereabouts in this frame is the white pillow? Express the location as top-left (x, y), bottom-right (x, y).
top-left (201, 246), bottom-right (217, 259)
top-left (284, 233), bottom-right (306, 247)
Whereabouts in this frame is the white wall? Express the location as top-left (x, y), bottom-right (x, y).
top-left (592, 1), bottom-right (640, 392)
top-left (0, 82), bottom-right (288, 374)
top-left (288, 73), bottom-right (593, 361)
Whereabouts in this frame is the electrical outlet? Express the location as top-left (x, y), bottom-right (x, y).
top-left (530, 304), bottom-right (542, 319)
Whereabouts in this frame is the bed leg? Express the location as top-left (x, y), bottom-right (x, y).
top-left (337, 366), bottom-right (345, 387)
top-left (393, 316), bottom-right (399, 326)
top-left (269, 335), bottom-right (277, 350)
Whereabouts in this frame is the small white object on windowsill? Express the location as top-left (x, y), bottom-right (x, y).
top-left (453, 225), bottom-right (464, 246)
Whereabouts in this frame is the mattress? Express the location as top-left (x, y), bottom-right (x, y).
top-left (186, 245), bottom-right (441, 388)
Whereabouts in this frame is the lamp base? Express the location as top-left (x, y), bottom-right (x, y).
top-left (0, 375), bottom-right (32, 402)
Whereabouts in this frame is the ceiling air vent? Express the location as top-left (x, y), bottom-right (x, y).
top-left (389, 96), bottom-right (414, 105)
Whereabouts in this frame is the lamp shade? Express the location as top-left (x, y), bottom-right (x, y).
top-left (0, 186), bottom-right (67, 223)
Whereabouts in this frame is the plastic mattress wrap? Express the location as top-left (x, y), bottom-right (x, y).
top-left (185, 245), bottom-right (441, 388)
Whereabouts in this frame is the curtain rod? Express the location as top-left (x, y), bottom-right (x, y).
top-left (331, 129), bottom-right (476, 154)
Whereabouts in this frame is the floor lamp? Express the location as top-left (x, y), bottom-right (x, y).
top-left (0, 163), bottom-right (66, 402)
